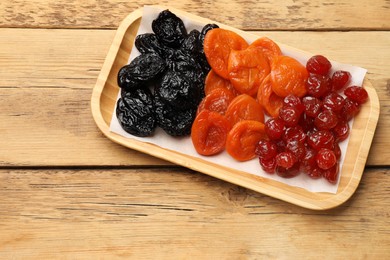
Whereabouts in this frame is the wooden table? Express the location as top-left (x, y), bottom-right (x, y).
top-left (1, 1), bottom-right (389, 258)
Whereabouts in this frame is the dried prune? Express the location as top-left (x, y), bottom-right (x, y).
top-left (116, 88), bottom-right (156, 137)
top-left (168, 50), bottom-right (205, 87)
top-left (181, 29), bottom-right (201, 55)
top-left (154, 95), bottom-right (197, 136)
top-left (117, 53), bottom-right (166, 91)
top-left (198, 24), bottom-right (219, 73)
top-left (135, 33), bottom-right (163, 55)
top-left (199, 23), bottom-right (219, 46)
top-left (155, 70), bottom-right (202, 110)
top-left (152, 10), bottom-right (187, 48)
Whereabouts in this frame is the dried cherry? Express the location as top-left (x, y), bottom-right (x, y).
top-left (306, 55), bottom-right (332, 75)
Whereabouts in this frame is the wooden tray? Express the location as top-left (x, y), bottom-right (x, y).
top-left (91, 6), bottom-right (380, 210)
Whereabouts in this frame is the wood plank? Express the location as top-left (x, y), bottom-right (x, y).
top-left (0, 29), bottom-right (389, 166)
top-left (0, 1), bottom-right (389, 30)
top-left (0, 168), bottom-right (388, 258)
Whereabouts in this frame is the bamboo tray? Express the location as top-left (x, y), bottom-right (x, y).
top-left (91, 6), bottom-right (380, 210)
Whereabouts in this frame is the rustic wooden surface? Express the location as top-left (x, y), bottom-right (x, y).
top-left (0, 0), bottom-right (389, 258)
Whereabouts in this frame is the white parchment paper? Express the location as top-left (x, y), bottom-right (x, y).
top-left (110, 6), bottom-right (367, 193)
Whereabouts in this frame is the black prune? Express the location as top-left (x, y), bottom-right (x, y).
top-left (199, 23), bottom-right (219, 47)
top-left (117, 53), bottom-right (166, 91)
top-left (169, 51), bottom-right (204, 84)
top-left (116, 88), bottom-right (156, 137)
top-left (134, 33), bottom-right (174, 59)
top-left (152, 10), bottom-right (187, 48)
top-left (181, 29), bottom-right (201, 56)
top-left (154, 95), bottom-right (197, 136)
top-left (155, 70), bottom-right (201, 110)
top-left (168, 50), bottom-right (206, 100)
top-left (198, 24), bottom-right (219, 73)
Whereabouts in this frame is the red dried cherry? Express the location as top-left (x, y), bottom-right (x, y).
top-left (306, 74), bottom-right (331, 98)
top-left (307, 130), bottom-right (335, 150)
top-left (286, 140), bottom-right (306, 161)
top-left (279, 106), bottom-right (302, 127)
top-left (302, 96), bottom-right (322, 117)
top-left (265, 118), bottom-right (285, 140)
top-left (333, 143), bottom-right (341, 160)
top-left (323, 92), bottom-right (345, 112)
top-left (339, 98), bottom-right (360, 121)
top-left (283, 94), bottom-right (304, 114)
top-left (283, 125), bottom-right (306, 143)
top-left (333, 121), bottom-right (350, 142)
top-left (306, 166), bottom-right (323, 179)
top-left (276, 162), bottom-right (300, 178)
top-left (299, 113), bottom-right (316, 133)
top-left (331, 70), bottom-right (351, 91)
top-left (255, 139), bottom-right (277, 160)
top-left (314, 110), bottom-right (338, 130)
top-left (259, 157), bottom-right (276, 174)
top-left (300, 146), bottom-right (317, 174)
top-left (322, 163), bottom-right (339, 184)
top-left (344, 86), bottom-right (368, 104)
top-left (316, 148), bottom-right (337, 170)
top-left (306, 55), bottom-right (332, 75)
top-left (276, 151), bottom-right (296, 169)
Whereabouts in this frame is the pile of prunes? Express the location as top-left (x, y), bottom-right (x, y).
top-left (116, 9), bottom-right (218, 137)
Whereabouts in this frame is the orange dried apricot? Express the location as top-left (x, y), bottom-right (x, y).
top-left (227, 47), bottom-right (270, 97)
top-left (249, 37), bottom-right (282, 65)
top-left (191, 110), bottom-right (231, 156)
top-left (225, 94), bottom-right (264, 126)
top-left (197, 88), bottom-right (236, 115)
top-left (270, 55), bottom-right (308, 98)
top-left (204, 28), bottom-right (249, 79)
top-left (225, 120), bottom-right (267, 161)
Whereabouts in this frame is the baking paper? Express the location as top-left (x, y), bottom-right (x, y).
top-left (109, 6), bottom-right (367, 193)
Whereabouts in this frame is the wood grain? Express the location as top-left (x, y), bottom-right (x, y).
top-left (0, 0), bottom-right (389, 30)
top-left (0, 28), bottom-right (389, 166)
top-left (0, 167), bottom-right (388, 258)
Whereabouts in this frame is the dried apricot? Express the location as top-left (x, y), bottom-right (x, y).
top-left (227, 47), bottom-right (270, 97)
top-left (249, 37), bottom-right (282, 65)
top-left (257, 75), bottom-right (284, 118)
top-left (204, 28), bottom-right (249, 79)
top-left (226, 120), bottom-right (267, 161)
top-left (225, 94), bottom-right (265, 126)
top-left (197, 88), bottom-right (236, 115)
top-left (270, 55), bottom-right (308, 98)
top-left (191, 110), bottom-right (231, 156)
top-left (204, 69), bottom-right (238, 96)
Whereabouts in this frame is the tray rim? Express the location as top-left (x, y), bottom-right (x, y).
top-left (91, 5), bottom-right (380, 210)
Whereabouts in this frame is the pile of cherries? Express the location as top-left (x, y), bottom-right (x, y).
top-left (255, 55), bottom-right (368, 184)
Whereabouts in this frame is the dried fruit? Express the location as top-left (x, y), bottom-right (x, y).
top-left (306, 55), bottom-right (332, 75)
top-left (191, 110), bottom-right (231, 155)
top-left (227, 46), bottom-right (270, 96)
top-left (331, 70), bottom-right (351, 91)
top-left (204, 28), bottom-right (249, 79)
top-left (117, 53), bottom-right (166, 91)
top-left (152, 10), bottom-right (188, 48)
top-left (270, 55), bottom-right (308, 98)
top-left (226, 120), bottom-right (267, 161)
top-left (316, 148), bottom-right (337, 170)
top-left (116, 88), bottom-right (156, 137)
top-left (225, 94), bottom-right (264, 126)
top-left (344, 86), bottom-right (369, 104)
